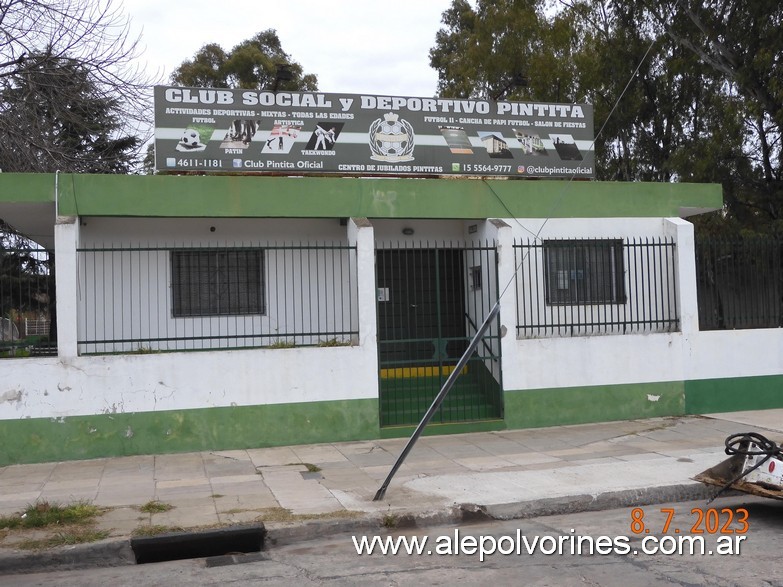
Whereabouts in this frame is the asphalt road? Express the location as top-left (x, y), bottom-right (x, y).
top-left (4, 495), bottom-right (782, 586)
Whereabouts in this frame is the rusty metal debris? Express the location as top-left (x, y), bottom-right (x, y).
top-left (694, 432), bottom-right (783, 502)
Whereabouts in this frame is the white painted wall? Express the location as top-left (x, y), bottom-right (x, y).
top-left (0, 345), bottom-right (378, 419)
top-left (3, 214), bottom-right (782, 425)
top-left (76, 218), bottom-right (358, 353)
top-left (1, 217), bottom-right (380, 420)
top-left (507, 217), bottom-right (680, 338)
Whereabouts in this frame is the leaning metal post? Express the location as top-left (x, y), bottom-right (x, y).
top-left (373, 302), bottom-right (501, 501)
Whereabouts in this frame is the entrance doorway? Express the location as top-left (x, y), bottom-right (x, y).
top-left (376, 243), bottom-right (503, 427)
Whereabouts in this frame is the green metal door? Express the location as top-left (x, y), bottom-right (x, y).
top-left (376, 243), bottom-right (503, 427)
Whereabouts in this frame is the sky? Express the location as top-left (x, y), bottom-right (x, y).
top-left (122, 0), bottom-right (457, 97)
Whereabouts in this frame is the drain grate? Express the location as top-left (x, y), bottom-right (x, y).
top-left (131, 524), bottom-right (266, 565)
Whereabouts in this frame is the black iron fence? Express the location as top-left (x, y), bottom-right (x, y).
top-left (77, 242), bottom-right (359, 354)
top-left (0, 243), bottom-right (56, 357)
top-left (514, 237), bottom-right (678, 337)
top-left (375, 241), bottom-right (503, 426)
top-left (696, 236), bottom-right (782, 330)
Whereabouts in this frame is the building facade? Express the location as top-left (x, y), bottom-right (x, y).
top-left (0, 173), bottom-right (780, 466)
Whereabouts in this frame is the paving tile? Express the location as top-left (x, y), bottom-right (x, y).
top-left (42, 478), bottom-right (102, 492)
top-left (102, 456), bottom-right (155, 474)
top-left (615, 452), bottom-right (670, 462)
top-left (156, 478), bottom-right (211, 490)
top-left (210, 483), bottom-right (269, 499)
top-left (154, 488), bottom-right (215, 503)
top-left (430, 444), bottom-right (494, 460)
top-left (341, 452), bottom-right (397, 467)
top-left (292, 446), bottom-right (350, 463)
top-left (203, 461), bottom-right (258, 478)
top-left (502, 453), bottom-right (562, 467)
top-left (48, 461), bottom-right (106, 481)
top-left (358, 464), bottom-right (416, 481)
top-left (0, 463), bottom-right (56, 484)
top-left (207, 449), bottom-right (252, 461)
top-left (37, 490), bottom-right (99, 504)
top-left (246, 446), bottom-right (302, 467)
top-left (208, 474), bottom-right (262, 485)
top-left (150, 504), bottom-right (219, 528)
top-left (150, 496), bottom-right (217, 510)
top-left (95, 488), bottom-right (156, 508)
top-left (217, 509), bottom-right (268, 524)
top-left (0, 493), bottom-right (42, 514)
top-left (215, 492), bottom-right (279, 511)
top-left (287, 500), bottom-right (345, 515)
top-left (453, 456), bottom-right (518, 471)
top-left (381, 446), bottom-right (442, 462)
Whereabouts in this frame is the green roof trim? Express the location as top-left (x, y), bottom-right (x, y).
top-left (0, 173), bottom-right (57, 204)
top-left (0, 173), bottom-right (722, 219)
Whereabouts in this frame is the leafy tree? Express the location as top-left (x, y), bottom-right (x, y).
top-left (430, 0), bottom-right (577, 102)
top-left (0, 0), bottom-right (153, 173)
top-left (0, 0), bottom-right (152, 343)
top-left (430, 0), bottom-right (782, 234)
top-left (642, 0), bottom-right (782, 232)
top-left (0, 222), bottom-right (54, 343)
top-left (171, 30), bottom-right (318, 91)
top-left (0, 56), bottom-right (140, 173)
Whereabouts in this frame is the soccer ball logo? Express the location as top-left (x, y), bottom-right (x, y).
top-left (369, 113), bottom-right (415, 162)
top-left (177, 128), bottom-right (206, 151)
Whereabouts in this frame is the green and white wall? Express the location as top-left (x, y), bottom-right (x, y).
top-left (0, 173), bottom-right (780, 466)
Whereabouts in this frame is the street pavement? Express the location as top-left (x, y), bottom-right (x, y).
top-left (1, 409), bottom-right (782, 567)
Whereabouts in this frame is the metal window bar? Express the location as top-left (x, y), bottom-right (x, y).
top-left (375, 240), bottom-right (502, 427)
top-left (695, 236), bottom-right (783, 331)
top-left (514, 237), bottom-right (679, 338)
top-left (76, 242), bottom-right (358, 354)
top-left (0, 243), bottom-right (57, 357)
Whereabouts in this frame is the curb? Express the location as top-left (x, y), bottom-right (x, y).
top-left (0, 482), bottom-right (727, 575)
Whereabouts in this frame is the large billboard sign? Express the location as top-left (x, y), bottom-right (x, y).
top-left (154, 86), bottom-right (594, 178)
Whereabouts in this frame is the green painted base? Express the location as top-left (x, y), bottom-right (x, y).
top-left (0, 398), bottom-right (379, 467)
top-left (685, 375), bottom-right (783, 414)
top-left (504, 381), bottom-right (685, 429)
top-left (379, 419), bottom-right (506, 439)
top-left (4, 375), bottom-right (782, 466)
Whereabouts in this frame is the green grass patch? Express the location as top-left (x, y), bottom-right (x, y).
top-left (243, 507), bottom-right (362, 523)
top-left (16, 527), bottom-right (110, 550)
top-left (284, 462), bottom-right (322, 472)
top-left (382, 513), bottom-right (398, 529)
top-left (0, 501), bottom-right (101, 530)
top-left (317, 338), bottom-right (353, 347)
top-left (138, 500), bottom-right (174, 514)
top-left (132, 524), bottom-right (185, 537)
top-left (268, 339), bottom-right (296, 349)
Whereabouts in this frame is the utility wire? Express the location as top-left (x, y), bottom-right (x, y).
top-left (490, 5), bottom-right (670, 303)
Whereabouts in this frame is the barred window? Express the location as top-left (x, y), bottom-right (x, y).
top-left (544, 239), bottom-right (626, 305)
top-left (171, 249), bottom-right (264, 317)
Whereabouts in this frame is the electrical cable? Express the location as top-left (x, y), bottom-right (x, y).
top-left (488, 1), bottom-right (679, 304)
top-left (706, 432), bottom-right (783, 504)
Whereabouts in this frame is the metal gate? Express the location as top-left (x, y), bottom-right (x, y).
top-left (376, 242), bottom-right (503, 427)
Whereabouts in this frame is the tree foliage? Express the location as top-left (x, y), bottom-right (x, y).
top-left (0, 56), bottom-right (140, 173)
top-left (430, 0), bottom-right (782, 234)
top-left (0, 221), bottom-right (53, 342)
top-left (0, 0), bottom-right (153, 174)
top-left (171, 30), bottom-right (318, 91)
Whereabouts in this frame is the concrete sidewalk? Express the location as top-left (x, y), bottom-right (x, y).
top-left (1, 409), bottom-right (782, 557)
